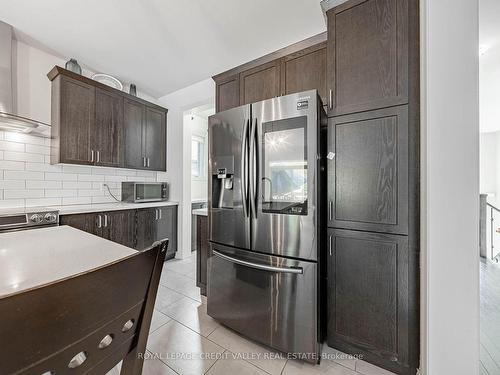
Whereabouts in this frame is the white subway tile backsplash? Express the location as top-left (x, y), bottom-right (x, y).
top-left (4, 189), bottom-right (44, 199)
top-left (0, 199), bottom-right (25, 208)
top-left (4, 151), bottom-right (44, 163)
top-left (4, 171), bottom-right (44, 180)
top-left (0, 133), bottom-right (166, 209)
top-left (62, 165), bottom-right (92, 174)
top-left (0, 160), bottom-right (26, 170)
top-left (4, 132), bottom-right (46, 145)
top-left (26, 180), bottom-right (62, 189)
top-left (0, 180), bottom-right (25, 189)
top-left (62, 197), bottom-right (92, 205)
top-left (26, 163), bottom-right (62, 172)
top-left (25, 144), bottom-right (51, 155)
top-left (78, 174), bottom-right (104, 182)
top-left (45, 173), bottom-right (78, 181)
top-left (25, 198), bottom-right (62, 207)
top-left (0, 140), bottom-right (25, 152)
top-left (45, 189), bottom-right (77, 198)
top-left (63, 181), bottom-right (92, 189)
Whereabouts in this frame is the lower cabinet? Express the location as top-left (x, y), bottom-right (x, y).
top-left (327, 228), bottom-right (417, 374)
top-left (136, 206), bottom-right (178, 259)
top-left (60, 206), bottom-right (178, 259)
top-left (195, 215), bottom-right (209, 296)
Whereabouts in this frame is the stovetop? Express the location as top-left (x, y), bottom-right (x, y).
top-left (0, 207), bottom-right (59, 232)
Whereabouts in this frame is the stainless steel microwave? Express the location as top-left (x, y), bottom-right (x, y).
top-left (121, 182), bottom-right (169, 203)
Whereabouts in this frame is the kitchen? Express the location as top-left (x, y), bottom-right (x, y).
top-left (0, 0), bottom-right (424, 374)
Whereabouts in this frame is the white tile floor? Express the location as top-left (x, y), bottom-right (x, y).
top-left (109, 252), bottom-right (397, 375)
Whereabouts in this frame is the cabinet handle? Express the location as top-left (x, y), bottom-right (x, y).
top-left (143, 157), bottom-right (146, 167)
top-left (329, 200), bottom-right (333, 221)
top-left (147, 157), bottom-right (150, 168)
top-left (97, 214), bottom-right (102, 229)
top-left (104, 214), bottom-right (108, 228)
top-left (328, 89), bottom-right (333, 110)
top-left (329, 235), bottom-right (333, 256)
top-left (90, 150), bottom-right (94, 163)
top-left (155, 209), bottom-right (158, 220)
top-left (159, 208), bottom-right (162, 220)
top-left (96, 151), bottom-right (100, 163)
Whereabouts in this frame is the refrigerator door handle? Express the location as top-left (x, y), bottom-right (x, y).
top-left (213, 250), bottom-right (303, 274)
top-left (241, 119), bottom-right (249, 218)
top-left (249, 117), bottom-right (258, 219)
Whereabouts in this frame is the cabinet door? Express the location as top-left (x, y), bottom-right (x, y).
top-left (216, 74), bottom-right (240, 112)
top-left (60, 213), bottom-right (101, 237)
top-left (58, 76), bottom-right (95, 165)
top-left (94, 88), bottom-right (123, 167)
top-left (240, 60), bottom-right (281, 105)
top-left (157, 206), bottom-right (177, 258)
top-left (123, 98), bottom-right (146, 169)
top-left (326, 0), bottom-right (408, 116)
top-left (327, 106), bottom-right (408, 234)
top-left (135, 208), bottom-right (157, 250)
top-left (282, 43), bottom-right (327, 105)
top-left (103, 210), bottom-right (135, 248)
top-left (327, 228), bottom-right (413, 371)
top-left (145, 106), bottom-right (167, 171)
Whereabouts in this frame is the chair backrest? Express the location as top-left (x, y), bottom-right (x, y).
top-left (0, 238), bottom-right (168, 375)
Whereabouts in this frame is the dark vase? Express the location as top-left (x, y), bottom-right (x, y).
top-left (129, 84), bottom-right (137, 96)
top-left (65, 58), bottom-right (82, 75)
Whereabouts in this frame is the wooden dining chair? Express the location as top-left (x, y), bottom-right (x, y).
top-left (0, 238), bottom-right (168, 375)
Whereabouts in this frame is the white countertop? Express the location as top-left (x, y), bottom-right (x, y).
top-left (49, 201), bottom-right (179, 215)
top-left (191, 198), bottom-right (208, 204)
top-left (192, 208), bottom-right (208, 216)
top-left (0, 226), bottom-right (137, 299)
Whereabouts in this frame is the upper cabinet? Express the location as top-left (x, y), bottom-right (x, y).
top-left (239, 60), bottom-right (281, 105)
top-left (213, 33), bottom-right (327, 112)
top-left (326, 0), bottom-right (409, 116)
top-left (48, 66), bottom-right (168, 171)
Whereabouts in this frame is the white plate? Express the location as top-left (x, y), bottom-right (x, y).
top-left (91, 73), bottom-right (123, 90)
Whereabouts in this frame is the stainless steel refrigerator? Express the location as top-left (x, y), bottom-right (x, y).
top-left (207, 90), bottom-right (326, 361)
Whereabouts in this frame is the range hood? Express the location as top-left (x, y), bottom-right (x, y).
top-left (0, 21), bottom-right (50, 137)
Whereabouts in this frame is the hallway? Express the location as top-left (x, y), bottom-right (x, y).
top-left (481, 259), bottom-right (500, 374)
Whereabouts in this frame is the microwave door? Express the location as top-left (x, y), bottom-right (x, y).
top-left (250, 92), bottom-right (319, 261)
top-left (208, 105), bottom-right (251, 249)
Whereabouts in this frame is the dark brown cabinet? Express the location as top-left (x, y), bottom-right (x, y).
top-left (136, 206), bottom-right (178, 259)
top-left (51, 74), bottom-right (95, 165)
top-left (240, 60), bottom-right (281, 105)
top-left (145, 107), bottom-right (167, 171)
top-left (327, 107), bottom-right (409, 235)
top-left (327, 228), bottom-right (415, 374)
top-left (195, 215), bottom-right (209, 296)
top-left (48, 66), bottom-right (168, 171)
top-left (213, 33), bottom-right (327, 112)
top-left (216, 74), bottom-right (240, 113)
top-left (94, 88), bottom-right (123, 167)
top-left (60, 210), bottom-right (136, 248)
top-left (60, 206), bottom-right (177, 258)
top-left (282, 43), bottom-right (327, 105)
top-left (326, 0), bottom-right (409, 116)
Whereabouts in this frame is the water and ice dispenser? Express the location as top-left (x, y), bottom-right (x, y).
top-left (211, 156), bottom-right (234, 209)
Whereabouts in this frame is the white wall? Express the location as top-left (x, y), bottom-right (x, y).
top-left (421, 0), bottom-right (480, 374)
top-left (480, 131), bottom-right (499, 203)
top-left (187, 113), bottom-right (208, 201)
top-left (158, 79), bottom-right (215, 259)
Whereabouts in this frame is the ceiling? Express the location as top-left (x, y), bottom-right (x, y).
top-left (0, 0), bottom-right (325, 99)
top-left (480, 0), bottom-right (500, 132)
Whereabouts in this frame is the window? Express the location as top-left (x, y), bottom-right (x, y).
top-left (191, 136), bottom-right (206, 178)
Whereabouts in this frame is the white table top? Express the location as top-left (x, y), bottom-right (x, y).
top-left (0, 226), bottom-right (137, 299)
top-left (49, 201), bottom-right (179, 215)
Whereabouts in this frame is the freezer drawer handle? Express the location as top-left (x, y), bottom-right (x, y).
top-left (213, 250), bottom-right (303, 274)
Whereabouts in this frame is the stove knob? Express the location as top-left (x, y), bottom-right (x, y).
top-left (29, 214), bottom-right (43, 223)
top-left (44, 213), bottom-right (57, 223)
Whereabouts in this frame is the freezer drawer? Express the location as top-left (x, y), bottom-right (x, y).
top-left (207, 243), bottom-right (319, 362)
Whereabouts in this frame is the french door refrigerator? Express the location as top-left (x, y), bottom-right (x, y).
top-left (207, 90), bottom-right (326, 362)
